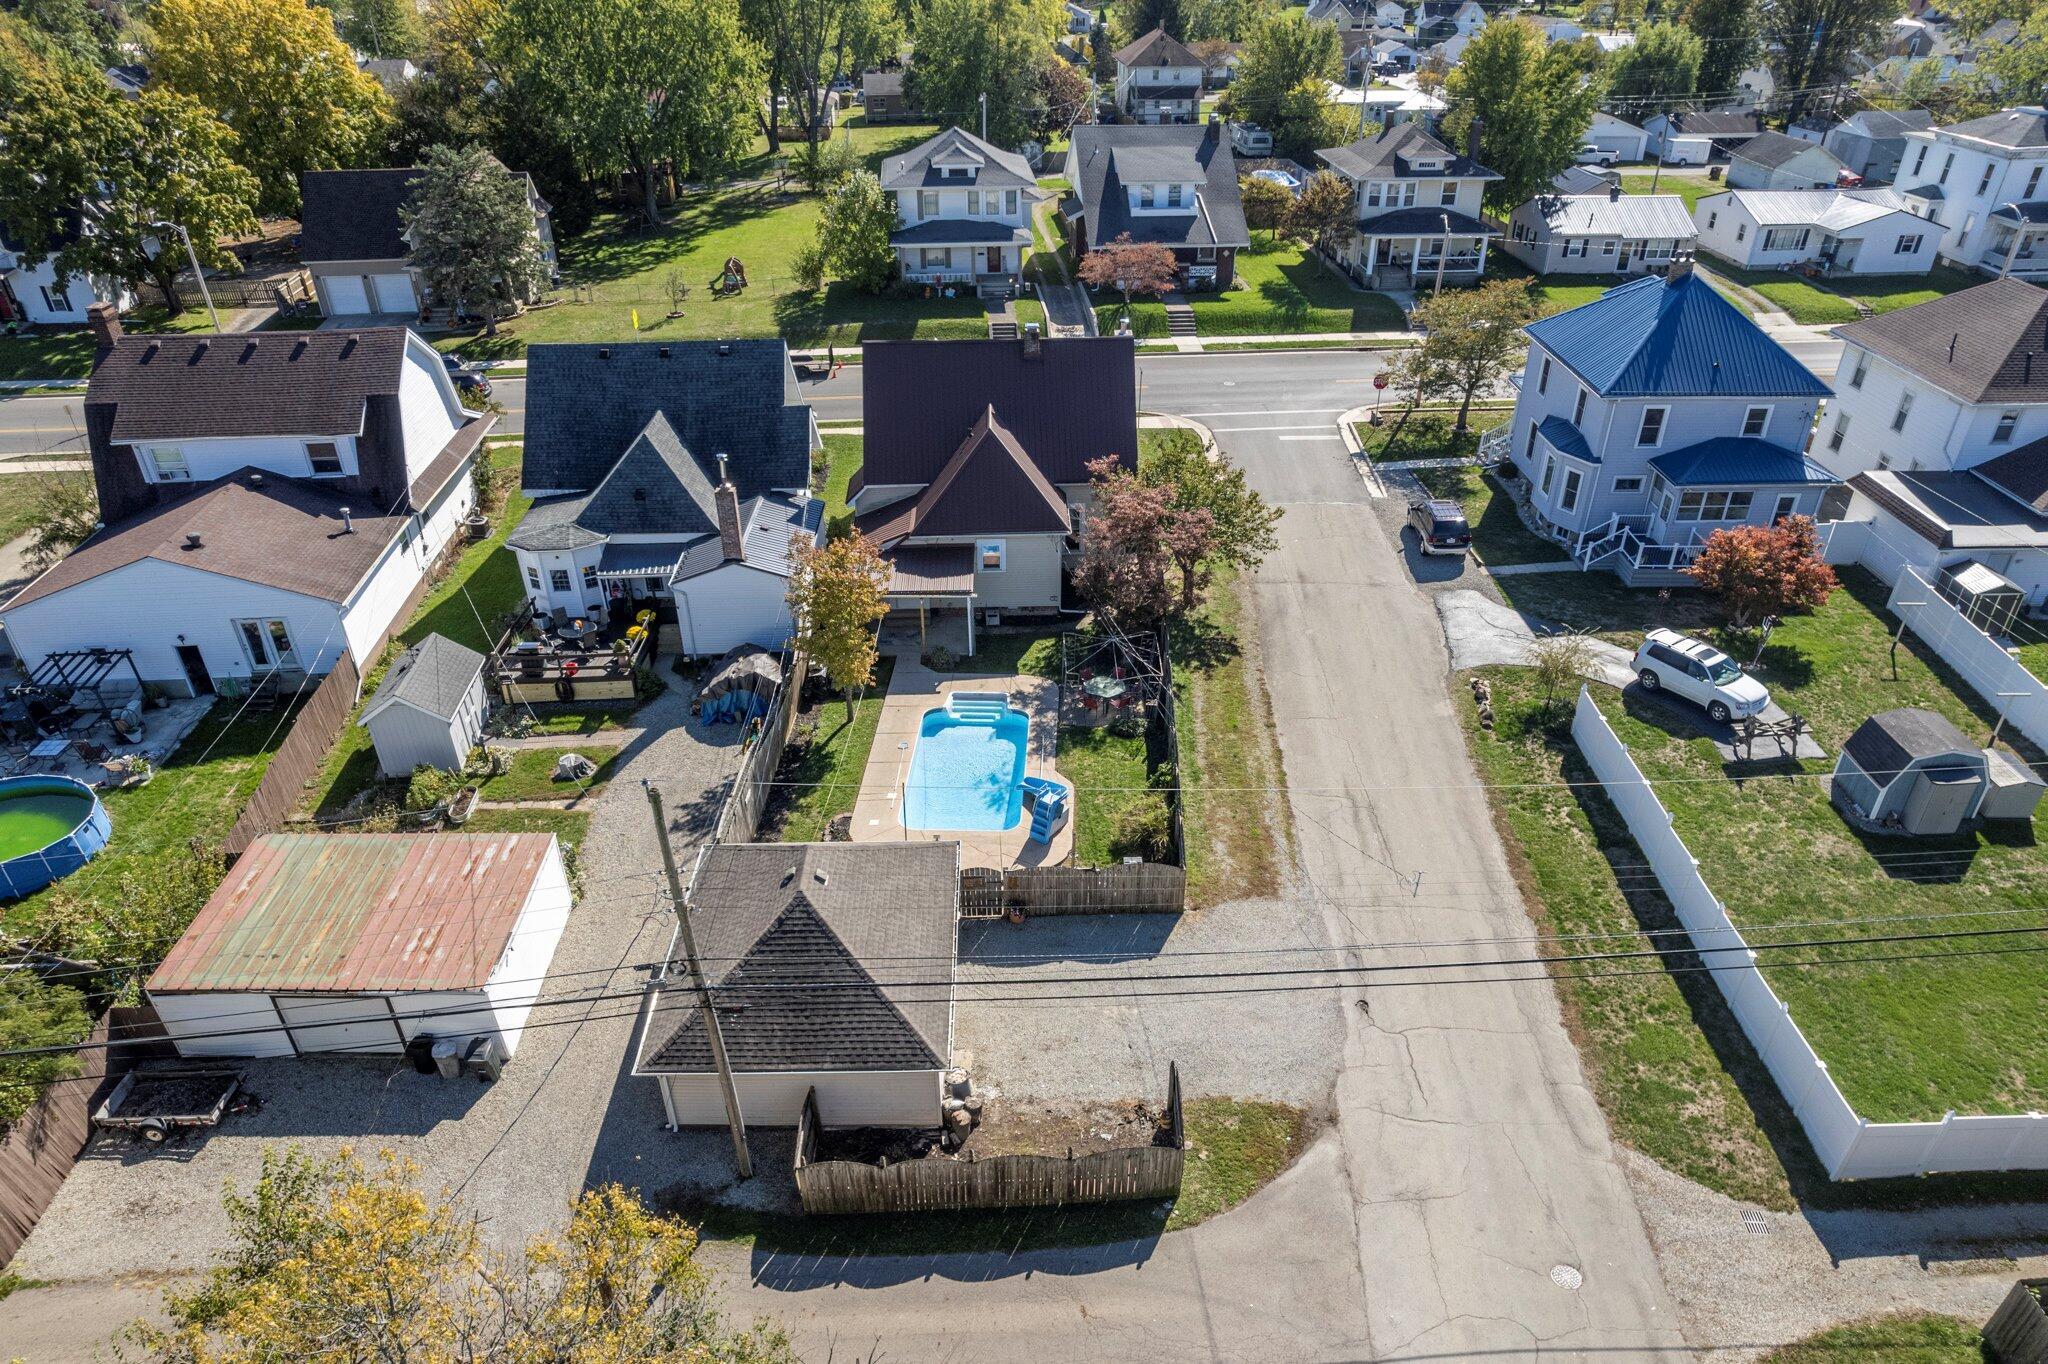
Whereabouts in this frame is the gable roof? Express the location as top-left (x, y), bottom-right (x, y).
top-left (1732, 130), bottom-right (1843, 171)
top-left (639, 842), bottom-right (958, 1074)
top-left (1662, 109), bottom-right (1761, 137)
top-left (86, 328), bottom-right (412, 443)
top-left (863, 69), bottom-right (904, 98)
top-left (1114, 26), bottom-right (1200, 67)
top-left (297, 169), bottom-right (422, 262)
top-left (1526, 271), bottom-right (1832, 399)
top-left (363, 633), bottom-right (486, 724)
top-left (1968, 433), bottom-right (2048, 514)
top-left (519, 341), bottom-right (814, 494)
top-left (148, 832), bottom-right (557, 995)
top-left (1939, 106), bottom-right (2048, 150)
top-left (1831, 277), bottom-right (2048, 404)
top-left (1068, 122), bottom-right (1250, 249)
top-left (671, 493), bottom-right (821, 582)
top-left (855, 406), bottom-right (1071, 544)
top-left (862, 337), bottom-right (1138, 488)
top-left (578, 413), bottom-right (721, 535)
top-left (1844, 108), bottom-right (1933, 139)
top-left (1716, 187), bottom-right (1912, 231)
top-left (1844, 707), bottom-right (1976, 778)
top-left (1316, 121), bottom-right (1499, 182)
top-left (1527, 192), bottom-right (1694, 239)
top-left (881, 125), bottom-right (1036, 192)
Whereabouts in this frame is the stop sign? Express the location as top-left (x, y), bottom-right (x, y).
top-left (1372, 373), bottom-right (1389, 390)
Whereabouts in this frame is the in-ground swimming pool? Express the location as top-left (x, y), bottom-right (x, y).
top-left (0, 775), bottom-right (112, 899)
top-left (903, 694), bottom-right (1029, 831)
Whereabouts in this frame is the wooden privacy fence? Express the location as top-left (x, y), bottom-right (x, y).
top-left (712, 648), bottom-right (805, 845)
top-left (1152, 622), bottom-right (1187, 868)
top-left (221, 653), bottom-right (361, 861)
top-left (960, 862), bottom-right (1185, 918)
top-left (1984, 1279), bottom-right (2048, 1363)
top-left (0, 1004), bottom-right (164, 1263)
top-left (793, 1065), bottom-right (1184, 1215)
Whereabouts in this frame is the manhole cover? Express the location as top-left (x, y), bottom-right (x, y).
top-left (1550, 1264), bottom-right (1583, 1291)
top-left (1740, 1209), bottom-right (1772, 1236)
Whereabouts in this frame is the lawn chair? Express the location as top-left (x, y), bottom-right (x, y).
top-left (549, 606), bottom-right (571, 633)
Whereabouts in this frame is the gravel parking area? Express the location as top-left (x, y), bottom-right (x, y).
top-left (952, 892), bottom-right (1345, 1111)
top-left (2, 682), bottom-right (750, 1350)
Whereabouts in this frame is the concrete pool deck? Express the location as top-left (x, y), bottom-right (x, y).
top-left (851, 630), bottom-right (1073, 869)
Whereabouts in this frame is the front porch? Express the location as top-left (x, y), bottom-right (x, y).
top-left (1982, 213), bottom-right (2048, 278)
top-left (1350, 228), bottom-right (1491, 290)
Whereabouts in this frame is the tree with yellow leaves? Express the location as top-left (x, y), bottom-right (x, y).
top-left (126, 1146), bottom-right (794, 1362)
top-left (788, 530), bottom-right (890, 723)
top-left (148, 0), bottom-right (392, 215)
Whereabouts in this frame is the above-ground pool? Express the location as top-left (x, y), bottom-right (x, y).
top-left (0, 775), bottom-right (112, 899)
top-left (904, 694), bottom-right (1029, 832)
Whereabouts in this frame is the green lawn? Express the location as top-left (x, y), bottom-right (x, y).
top-left (1759, 1313), bottom-right (1991, 1363)
top-left (1619, 173), bottom-right (1715, 212)
top-left (512, 701), bottom-right (646, 736)
top-left (1707, 262), bottom-right (1979, 326)
top-left (928, 630), bottom-right (1059, 676)
top-left (1485, 256), bottom-right (1636, 317)
top-left (0, 470), bottom-right (65, 545)
top-left (769, 656), bottom-right (895, 842)
top-left (0, 305), bottom-right (216, 381)
top-left (1352, 407), bottom-right (1513, 463)
top-left (1412, 464), bottom-right (1570, 568)
top-left (690, 1096), bottom-right (1307, 1254)
top-left (474, 744), bottom-right (621, 802)
top-left (1091, 240), bottom-right (1406, 339)
top-left (1058, 724), bottom-right (1165, 865)
top-left (818, 433), bottom-right (863, 539)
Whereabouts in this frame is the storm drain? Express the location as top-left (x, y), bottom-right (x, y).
top-left (1549, 1264), bottom-right (1583, 1291)
top-left (1740, 1209), bottom-right (1773, 1236)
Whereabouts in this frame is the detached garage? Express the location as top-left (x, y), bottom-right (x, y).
top-left (148, 831), bottom-right (572, 1060)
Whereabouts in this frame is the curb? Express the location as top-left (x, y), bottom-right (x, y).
top-left (1338, 407), bottom-right (1388, 499)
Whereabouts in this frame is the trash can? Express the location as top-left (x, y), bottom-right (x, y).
top-left (406, 1033), bottom-right (439, 1075)
top-left (431, 1038), bottom-right (463, 1080)
top-left (464, 1034), bottom-right (506, 1082)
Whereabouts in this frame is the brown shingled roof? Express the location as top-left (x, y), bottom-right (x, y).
top-left (854, 406), bottom-right (1071, 545)
top-left (86, 329), bottom-right (411, 443)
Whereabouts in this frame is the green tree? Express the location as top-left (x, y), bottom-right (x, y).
top-left (1139, 427), bottom-right (1281, 610)
top-left (401, 144), bottom-right (548, 331)
top-left (1091, 13), bottom-right (1115, 81)
top-left (814, 169), bottom-right (896, 292)
top-left (1385, 278), bottom-right (1536, 433)
top-left (1977, 8), bottom-right (2048, 108)
top-left (1123, 0), bottom-right (1185, 42)
top-left (22, 470), bottom-right (98, 570)
top-left (1270, 76), bottom-right (1352, 161)
top-left (1228, 9), bottom-right (1340, 137)
top-left (0, 971), bottom-right (88, 1127)
top-left (1036, 53), bottom-right (1094, 138)
top-left (1284, 169), bottom-right (1354, 268)
top-left (1898, 60), bottom-right (1997, 124)
top-left (129, 1149), bottom-right (797, 1361)
top-left (11, 0), bottom-right (119, 67)
top-left (149, 0), bottom-right (392, 216)
top-left (500, 0), bottom-right (760, 223)
top-left (1075, 454), bottom-right (1215, 621)
top-left (1443, 20), bottom-right (1601, 214)
top-left (1685, 0), bottom-right (1758, 97)
top-left (1757, 0), bottom-right (1893, 121)
top-left (1183, 0), bottom-right (1271, 42)
top-left (744, 0), bottom-right (899, 152)
top-left (1604, 21), bottom-right (1701, 104)
top-left (789, 531), bottom-right (890, 721)
top-left (321, 0), bottom-right (424, 57)
top-left (1239, 173), bottom-right (1291, 243)
top-left (0, 68), bottom-right (261, 312)
top-left (905, 0), bottom-right (1047, 149)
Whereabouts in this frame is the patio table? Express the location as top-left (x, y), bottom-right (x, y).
top-left (27, 737), bottom-right (70, 771)
top-left (1082, 675), bottom-right (1129, 701)
top-left (557, 618), bottom-right (599, 645)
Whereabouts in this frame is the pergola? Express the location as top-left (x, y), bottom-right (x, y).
top-left (28, 647), bottom-right (147, 719)
top-left (885, 546), bottom-right (978, 655)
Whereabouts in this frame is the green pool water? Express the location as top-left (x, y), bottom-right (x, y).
top-left (0, 792), bottom-right (93, 861)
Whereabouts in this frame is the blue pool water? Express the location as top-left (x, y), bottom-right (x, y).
top-left (903, 705), bottom-right (1029, 831)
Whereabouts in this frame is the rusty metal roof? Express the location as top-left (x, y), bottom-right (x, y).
top-left (149, 832), bottom-right (556, 995)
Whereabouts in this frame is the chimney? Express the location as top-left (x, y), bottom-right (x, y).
top-left (1665, 250), bottom-right (1694, 284)
top-left (1022, 321), bottom-right (1043, 357)
top-left (1465, 115), bottom-right (1482, 161)
top-left (86, 302), bottom-right (122, 350)
top-left (340, 506), bottom-right (354, 534)
top-left (715, 454), bottom-right (744, 561)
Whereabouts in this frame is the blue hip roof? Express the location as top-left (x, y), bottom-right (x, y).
top-left (1648, 437), bottom-right (1838, 487)
top-left (1537, 415), bottom-right (1597, 463)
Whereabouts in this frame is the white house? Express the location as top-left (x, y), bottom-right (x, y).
top-left (634, 842), bottom-right (960, 1130)
top-left (361, 632), bottom-right (488, 778)
top-left (1314, 122), bottom-right (1499, 288)
top-left (1113, 28), bottom-right (1204, 124)
top-left (0, 308), bottom-right (492, 697)
top-left (1503, 184), bottom-right (1694, 275)
top-left (1693, 188), bottom-right (1937, 275)
top-left (1895, 107), bottom-right (2048, 278)
top-left (1817, 277), bottom-right (2048, 481)
top-left (1726, 131), bottom-right (1854, 191)
top-left (879, 126), bottom-right (1044, 294)
top-left (149, 831), bottom-right (572, 1060)
top-left (0, 215), bottom-right (132, 325)
top-left (299, 166), bottom-right (557, 317)
top-left (1643, 110), bottom-right (1761, 166)
top-left (1583, 111), bottom-right (1650, 163)
top-left (1323, 79), bottom-right (1447, 128)
top-left (1307, 0), bottom-right (1406, 32)
top-left (1500, 264), bottom-right (1837, 583)
top-left (510, 341), bottom-right (822, 658)
top-left (1414, 0), bottom-right (1485, 44)
top-left (1539, 17), bottom-right (1585, 42)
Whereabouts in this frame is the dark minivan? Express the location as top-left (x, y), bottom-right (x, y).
top-left (1406, 499), bottom-right (1472, 555)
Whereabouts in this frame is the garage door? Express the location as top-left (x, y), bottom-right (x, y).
top-left (323, 274), bottom-right (370, 314)
top-left (369, 272), bottom-right (417, 314)
top-left (274, 994), bottom-right (404, 1054)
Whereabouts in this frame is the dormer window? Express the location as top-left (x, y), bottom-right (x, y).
top-left (148, 447), bottom-right (190, 482)
top-left (306, 441), bottom-right (343, 476)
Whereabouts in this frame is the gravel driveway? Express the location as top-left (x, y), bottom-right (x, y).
top-left (1, 682), bottom-right (751, 1357)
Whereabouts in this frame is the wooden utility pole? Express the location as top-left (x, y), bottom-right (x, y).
top-left (644, 780), bottom-right (751, 1178)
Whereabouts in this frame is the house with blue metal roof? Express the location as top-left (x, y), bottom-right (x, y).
top-left (1497, 261), bottom-right (1836, 583)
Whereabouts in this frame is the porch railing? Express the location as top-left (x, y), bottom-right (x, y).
top-left (1476, 420), bottom-right (1513, 463)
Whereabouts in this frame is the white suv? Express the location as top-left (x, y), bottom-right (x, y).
top-left (1630, 628), bottom-right (1770, 724)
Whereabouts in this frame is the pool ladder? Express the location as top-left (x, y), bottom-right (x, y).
top-left (945, 692), bottom-right (1010, 724)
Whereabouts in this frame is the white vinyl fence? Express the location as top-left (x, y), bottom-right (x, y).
top-left (1885, 566), bottom-right (2048, 754)
top-left (1571, 687), bottom-right (2048, 1180)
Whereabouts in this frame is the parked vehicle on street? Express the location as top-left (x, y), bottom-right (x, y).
top-left (441, 353), bottom-right (494, 400)
top-left (1631, 627), bottom-right (1770, 723)
top-left (1406, 499), bottom-right (1472, 555)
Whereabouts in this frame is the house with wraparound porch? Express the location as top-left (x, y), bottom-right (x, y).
top-left (1490, 261), bottom-right (1838, 584)
top-left (1314, 122), bottom-right (1500, 290)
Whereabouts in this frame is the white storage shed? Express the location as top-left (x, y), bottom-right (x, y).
top-left (361, 632), bottom-right (489, 778)
top-left (148, 831), bottom-right (572, 1060)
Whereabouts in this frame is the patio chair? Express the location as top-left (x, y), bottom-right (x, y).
top-left (549, 606), bottom-right (571, 631)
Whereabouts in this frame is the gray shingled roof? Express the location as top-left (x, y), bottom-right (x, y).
top-left (880, 126), bottom-right (1035, 191)
top-left (297, 169), bottom-right (421, 262)
top-left (1941, 107), bottom-right (2048, 150)
top-left (1666, 110), bottom-right (1761, 137)
top-left (1317, 122), bottom-right (1499, 183)
top-left (578, 413), bottom-right (721, 536)
top-left (86, 329), bottom-right (411, 443)
top-left (1733, 130), bottom-right (1839, 171)
top-left (1843, 707), bottom-right (1976, 779)
top-left (1833, 277), bottom-right (2048, 404)
top-left (365, 633), bottom-right (485, 723)
top-left (1113, 26), bottom-right (1200, 66)
top-left (1846, 108), bottom-right (1933, 139)
top-left (641, 842), bottom-right (957, 1074)
top-left (519, 341), bottom-right (813, 494)
top-left (1968, 433), bottom-right (2048, 514)
top-left (1068, 122), bottom-right (1249, 250)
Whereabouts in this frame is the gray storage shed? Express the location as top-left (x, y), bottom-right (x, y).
top-left (1831, 708), bottom-right (1988, 835)
top-left (362, 633), bottom-right (489, 778)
